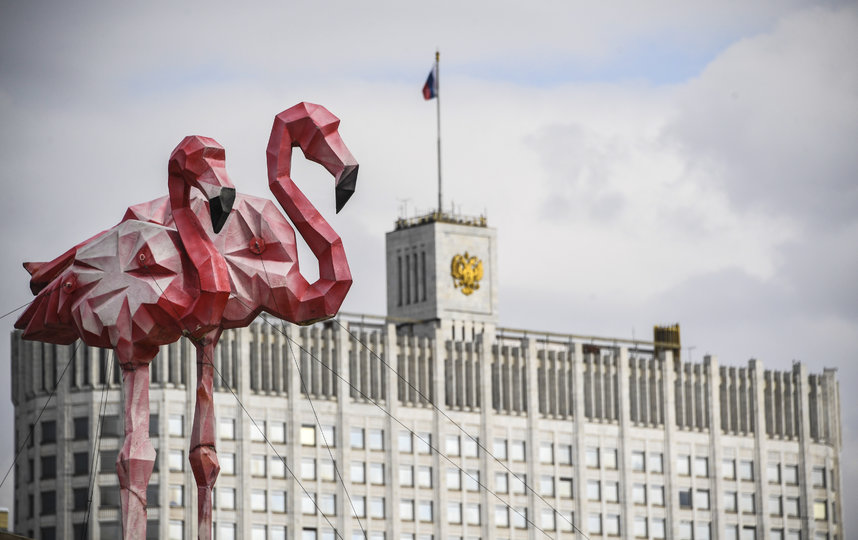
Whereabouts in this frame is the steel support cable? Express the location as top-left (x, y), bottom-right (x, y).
top-left (82, 348), bottom-right (116, 540)
top-left (140, 265), bottom-right (346, 540)
top-left (255, 257), bottom-right (369, 540)
top-left (252, 312), bottom-right (557, 540)
top-left (333, 318), bottom-right (588, 538)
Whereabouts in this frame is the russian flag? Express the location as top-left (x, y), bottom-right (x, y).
top-left (422, 64), bottom-right (438, 100)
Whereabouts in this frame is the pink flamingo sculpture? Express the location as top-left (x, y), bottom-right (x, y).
top-left (17, 103), bottom-right (358, 539)
top-left (16, 136), bottom-right (236, 538)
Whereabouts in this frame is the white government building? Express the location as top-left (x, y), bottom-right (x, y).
top-left (10, 213), bottom-right (843, 540)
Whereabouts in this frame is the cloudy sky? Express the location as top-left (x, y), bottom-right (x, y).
top-left (1, 0), bottom-right (856, 528)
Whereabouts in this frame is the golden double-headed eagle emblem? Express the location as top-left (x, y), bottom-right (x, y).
top-left (450, 252), bottom-right (484, 296)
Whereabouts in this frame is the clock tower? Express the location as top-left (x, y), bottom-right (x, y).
top-left (386, 212), bottom-right (498, 336)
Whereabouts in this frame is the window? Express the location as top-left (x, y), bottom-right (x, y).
top-left (74, 417), bottom-right (89, 440)
top-left (493, 439), bottom-right (508, 460)
top-left (368, 428), bottom-right (384, 451)
top-left (370, 497), bottom-right (385, 518)
top-left (539, 442), bottom-right (554, 464)
top-left (169, 485), bottom-right (184, 507)
top-left (269, 422), bottom-right (286, 443)
top-left (723, 458), bottom-right (737, 479)
top-left (418, 500), bottom-right (433, 521)
top-left (465, 503), bottom-right (480, 525)
top-left (559, 477), bottom-right (573, 498)
top-left (649, 452), bottom-right (664, 473)
top-left (220, 487), bottom-right (236, 510)
top-left (769, 495), bottom-right (782, 516)
top-left (319, 493), bottom-right (335, 515)
top-left (271, 455), bottom-right (286, 478)
top-left (604, 481), bottom-right (619, 503)
top-left (169, 521), bottom-right (184, 540)
top-left (679, 489), bottom-right (692, 509)
top-left (100, 486), bottom-right (120, 508)
top-left (446, 435), bottom-right (460, 456)
top-left (725, 525), bottom-right (739, 540)
top-left (447, 502), bottom-right (462, 524)
top-left (351, 462), bottom-right (365, 484)
top-left (41, 455), bottom-right (56, 479)
top-left (417, 466), bottom-right (432, 488)
top-left (219, 418), bottom-right (235, 440)
top-left (302, 529), bottom-right (317, 540)
top-left (351, 427), bottom-right (365, 449)
top-left (41, 420), bottom-right (56, 444)
top-left (603, 448), bottom-right (618, 469)
top-left (416, 432), bottom-right (431, 454)
top-left (650, 485), bottom-right (665, 506)
top-left (495, 505), bottom-right (509, 527)
top-left (632, 484), bottom-right (646, 504)
top-left (41, 490), bottom-right (56, 515)
top-left (605, 514), bottom-right (620, 536)
top-left (540, 475), bottom-right (554, 496)
top-left (271, 490), bottom-right (286, 513)
top-left (631, 451), bottom-right (645, 472)
top-left (696, 523), bottom-right (711, 540)
top-left (511, 473), bottom-right (527, 494)
top-left (301, 425), bottom-right (317, 446)
top-left (319, 458), bottom-right (335, 481)
top-left (400, 465), bottom-right (414, 487)
top-left (447, 468), bottom-right (461, 490)
top-left (399, 431), bottom-right (413, 453)
top-left (495, 472), bottom-right (508, 493)
top-left (74, 452), bottom-right (89, 476)
top-left (677, 455), bottom-right (691, 476)
top-left (221, 453), bottom-right (235, 475)
top-left (369, 462), bottom-right (385, 485)
top-left (770, 530), bottom-right (784, 540)
top-left (512, 507), bottom-right (528, 529)
top-left (464, 469), bottom-right (480, 492)
top-left (786, 530), bottom-right (801, 540)
top-left (100, 449), bottom-right (117, 473)
top-left (725, 491), bottom-right (738, 512)
top-left (510, 440), bottom-right (526, 461)
top-left (695, 489), bottom-right (711, 510)
top-left (768, 463), bottom-right (781, 484)
top-left (812, 467), bottom-right (826, 488)
top-left (813, 500), bottom-right (827, 520)
top-left (540, 508), bottom-right (555, 531)
top-left (169, 450), bottom-right (184, 471)
top-left (320, 425), bottom-right (335, 446)
top-left (303, 492), bottom-right (318, 515)
top-left (463, 437), bottom-right (479, 457)
top-left (652, 518), bottom-right (666, 539)
top-left (634, 517), bottom-right (648, 538)
top-left (302, 458), bottom-right (316, 480)
top-left (586, 447), bottom-right (600, 468)
top-left (588, 514), bottom-right (602, 535)
top-left (741, 526), bottom-right (757, 540)
top-left (695, 456), bottom-right (709, 477)
top-left (587, 480), bottom-right (601, 501)
top-left (169, 414), bottom-right (184, 436)
top-left (73, 487), bottom-right (88, 511)
top-left (784, 464), bottom-right (799, 485)
top-left (785, 497), bottom-right (800, 517)
top-left (557, 444), bottom-right (573, 465)
top-left (680, 521), bottom-right (693, 540)
top-left (739, 460), bottom-right (754, 481)
top-left (740, 492), bottom-right (755, 513)
top-left (251, 489), bottom-right (266, 511)
top-left (252, 525), bottom-right (267, 540)
top-left (401, 499), bottom-right (415, 521)
top-left (250, 454), bottom-right (266, 477)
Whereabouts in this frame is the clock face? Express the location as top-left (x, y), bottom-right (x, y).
top-left (450, 252), bottom-right (484, 296)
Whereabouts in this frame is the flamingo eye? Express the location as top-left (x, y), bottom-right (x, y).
top-left (249, 236), bottom-right (266, 255)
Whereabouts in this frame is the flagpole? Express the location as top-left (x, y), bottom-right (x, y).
top-left (435, 50), bottom-right (443, 215)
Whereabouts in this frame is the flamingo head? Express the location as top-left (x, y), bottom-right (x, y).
top-left (169, 136), bottom-right (236, 233)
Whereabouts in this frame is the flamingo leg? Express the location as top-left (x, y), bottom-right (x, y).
top-left (115, 350), bottom-right (157, 539)
top-left (189, 331), bottom-right (222, 540)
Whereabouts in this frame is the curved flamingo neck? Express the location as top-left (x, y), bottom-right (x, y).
top-left (167, 171), bottom-right (231, 335)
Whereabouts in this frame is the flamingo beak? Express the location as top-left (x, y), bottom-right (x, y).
top-left (335, 164), bottom-right (358, 214)
top-left (209, 187), bottom-right (236, 233)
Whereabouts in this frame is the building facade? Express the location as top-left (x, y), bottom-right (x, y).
top-left (10, 215), bottom-right (843, 540)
